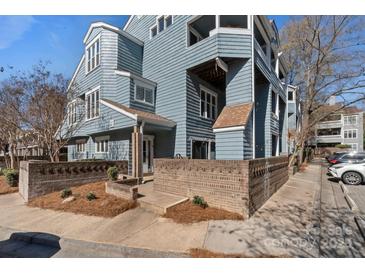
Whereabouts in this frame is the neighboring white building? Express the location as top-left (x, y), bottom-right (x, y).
top-left (315, 110), bottom-right (364, 152)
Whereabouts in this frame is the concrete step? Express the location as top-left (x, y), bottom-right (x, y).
top-left (139, 194), bottom-right (188, 215)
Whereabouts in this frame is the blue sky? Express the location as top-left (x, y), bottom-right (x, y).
top-left (0, 15), bottom-right (289, 81)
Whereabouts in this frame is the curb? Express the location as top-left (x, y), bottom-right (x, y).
top-left (0, 225), bottom-right (189, 258)
top-left (339, 182), bottom-right (360, 213)
top-left (339, 182), bottom-right (365, 241)
top-left (355, 216), bottom-right (365, 240)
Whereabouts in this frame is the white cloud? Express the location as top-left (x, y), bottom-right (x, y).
top-left (0, 16), bottom-right (35, 49)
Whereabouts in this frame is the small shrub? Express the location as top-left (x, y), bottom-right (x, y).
top-left (86, 192), bottom-right (97, 201)
top-left (335, 144), bottom-right (351, 149)
top-left (61, 188), bottom-right (72, 199)
top-left (192, 195), bottom-right (208, 209)
top-left (107, 166), bottom-right (118, 181)
top-left (5, 169), bottom-right (19, 187)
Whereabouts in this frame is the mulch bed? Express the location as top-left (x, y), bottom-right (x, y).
top-left (0, 176), bottom-right (18, 195)
top-left (189, 248), bottom-right (289, 258)
top-left (28, 182), bottom-right (137, 218)
top-left (163, 200), bottom-right (244, 224)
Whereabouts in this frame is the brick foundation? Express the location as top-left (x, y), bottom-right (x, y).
top-left (19, 160), bottom-right (128, 202)
top-left (153, 156), bottom-right (288, 218)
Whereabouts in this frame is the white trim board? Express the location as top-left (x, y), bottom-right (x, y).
top-left (123, 15), bottom-right (135, 31)
top-left (100, 99), bottom-right (176, 128)
top-left (213, 126), bottom-right (246, 133)
top-left (100, 99), bottom-right (137, 121)
top-left (84, 22), bottom-right (143, 46)
top-left (67, 55), bottom-right (85, 92)
top-left (115, 70), bottom-right (157, 87)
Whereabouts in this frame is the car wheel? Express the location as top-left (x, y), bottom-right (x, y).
top-left (342, 171), bottom-right (363, 185)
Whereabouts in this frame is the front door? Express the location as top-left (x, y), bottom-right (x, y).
top-left (143, 135), bottom-right (154, 173)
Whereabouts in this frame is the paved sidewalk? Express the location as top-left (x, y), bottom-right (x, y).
top-left (0, 193), bottom-right (207, 254)
top-left (203, 164), bottom-right (321, 257)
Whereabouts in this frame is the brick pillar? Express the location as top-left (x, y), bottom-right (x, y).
top-left (132, 125), bottom-right (143, 182)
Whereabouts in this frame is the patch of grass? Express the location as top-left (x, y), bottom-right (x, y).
top-left (189, 248), bottom-right (289, 258)
top-left (163, 200), bottom-right (244, 224)
top-left (0, 176), bottom-right (18, 195)
top-left (28, 182), bottom-right (137, 217)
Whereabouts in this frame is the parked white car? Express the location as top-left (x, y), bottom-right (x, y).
top-left (328, 162), bottom-right (365, 185)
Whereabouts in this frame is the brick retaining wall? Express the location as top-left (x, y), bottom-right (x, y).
top-left (19, 160), bottom-right (128, 202)
top-left (154, 156), bottom-right (288, 218)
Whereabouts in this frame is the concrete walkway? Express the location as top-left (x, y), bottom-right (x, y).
top-left (202, 160), bottom-right (365, 257)
top-left (203, 164), bottom-right (321, 257)
top-left (0, 161), bottom-right (364, 257)
top-left (0, 193), bottom-right (207, 254)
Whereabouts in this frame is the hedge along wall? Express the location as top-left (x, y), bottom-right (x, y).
top-left (153, 156), bottom-right (288, 218)
top-left (19, 160), bottom-right (128, 202)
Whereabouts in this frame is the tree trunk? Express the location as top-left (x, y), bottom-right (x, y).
top-left (9, 143), bottom-right (15, 169)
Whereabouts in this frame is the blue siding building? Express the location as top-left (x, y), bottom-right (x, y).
top-left (65, 16), bottom-right (290, 176)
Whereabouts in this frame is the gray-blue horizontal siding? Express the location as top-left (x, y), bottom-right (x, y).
top-left (126, 16), bottom-right (254, 156)
top-left (215, 130), bottom-right (244, 160)
top-left (254, 48), bottom-right (286, 100)
top-left (75, 104), bottom-right (136, 136)
top-left (254, 83), bottom-right (270, 158)
top-left (226, 59), bottom-right (252, 105)
top-left (186, 72), bottom-right (222, 157)
top-left (243, 115), bottom-right (253, 159)
top-left (117, 34), bottom-right (143, 75)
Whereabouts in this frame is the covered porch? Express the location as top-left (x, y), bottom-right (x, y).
top-left (100, 99), bottom-right (176, 182)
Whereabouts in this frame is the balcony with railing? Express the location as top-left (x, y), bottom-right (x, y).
top-left (316, 120), bottom-right (342, 129)
top-left (186, 16), bottom-right (252, 68)
top-left (253, 39), bottom-right (285, 97)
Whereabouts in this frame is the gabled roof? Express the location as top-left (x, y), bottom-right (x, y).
top-left (83, 21), bottom-right (143, 46)
top-left (100, 98), bottom-right (176, 128)
top-left (123, 15), bottom-right (135, 31)
top-left (213, 103), bottom-right (253, 130)
top-left (67, 54), bottom-right (85, 91)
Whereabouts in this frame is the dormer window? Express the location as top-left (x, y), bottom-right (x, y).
top-left (86, 36), bottom-right (100, 73)
top-left (150, 16), bottom-right (173, 39)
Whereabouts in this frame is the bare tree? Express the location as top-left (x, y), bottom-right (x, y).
top-left (280, 16), bottom-right (365, 163)
top-left (0, 81), bottom-right (24, 168)
top-left (0, 62), bottom-right (83, 164)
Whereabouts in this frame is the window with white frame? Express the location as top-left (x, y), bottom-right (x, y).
top-left (76, 141), bottom-right (86, 153)
top-left (344, 129), bottom-right (357, 139)
top-left (288, 90), bottom-right (294, 101)
top-left (135, 82), bottom-right (154, 105)
top-left (95, 137), bottom-right (109, 153)
top-left (200, 86), bottom-right (217, 120)
top-left (150, 15), bottom-right (173, 38)
top-left (68, 100), bottom-right (77, 125)
top-left (344, 115), bottom-right (357, 125)
top-left (86, 88), bottom-right (100, 120)
top-left (86, 37), bottom-right (100, 73)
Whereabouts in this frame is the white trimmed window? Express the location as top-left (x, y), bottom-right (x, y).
top-left (86, 36), bottom-right (100, 73)
top-left (344, 129), bottom-right (357, 139)
top-left (95, 137), bottom-right (109, 153)
top-left (200, 86), bottom-right (217, 120)
top-left (347, 143), bottom-right (358, 151)
top-left (68, 100), bottom-right (77, 125)
top-left (150, 16), bottom-right (173, 39)
top-left (135, 82), bottom-right (154, 105)
top-left (86, 87), bottom-right (100, 120)
top-left (344, 115), bottom-right (357, 125)
top-left (76, 142), bottom-right (86, 153)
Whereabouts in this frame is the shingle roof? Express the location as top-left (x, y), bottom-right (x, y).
top-left (101, 98), bottom-right (176, 127)
top-left (213, 103), bottom-right (253, 129)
